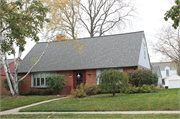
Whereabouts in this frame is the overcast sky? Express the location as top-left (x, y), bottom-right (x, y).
top-left (16, 0), bottom-right (173, 63)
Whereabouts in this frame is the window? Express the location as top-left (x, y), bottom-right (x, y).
top-left (162, 79), bottom-right (165, 85)
top-left (32, 72), bottom-right (56, 87)
top-left (166, 69), bottom-right (169, 76)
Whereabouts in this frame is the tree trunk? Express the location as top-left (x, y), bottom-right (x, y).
top-left (2, 58), bottom-right (15, 96)
top-left (14, 82), bottom-right (19, 96)
top-left (57, 89), bottom-right (60, 95)
top-left (113, 90), bottom-right (115, 96)
top-left (18, 42), bottom-right (50, 83)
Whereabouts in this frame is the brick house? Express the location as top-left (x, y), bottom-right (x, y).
top-left (18, 31), bottom-right (151, 95)
top-left (0, 59), bottom-right (17, 95)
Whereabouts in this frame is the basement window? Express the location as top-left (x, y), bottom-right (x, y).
top-left (31, 72), bottom-right (56, 88)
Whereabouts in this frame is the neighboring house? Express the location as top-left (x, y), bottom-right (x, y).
top-left (0, 59), bottom-right (16, 95)
top-left (164, 74), bottom-right (180, 89)
top-left (18, 31), bottom-right (151, 95)
top-left (151, 62), bottom-right (177, 87)
top-left (151, 65), bottom-right (162, 87)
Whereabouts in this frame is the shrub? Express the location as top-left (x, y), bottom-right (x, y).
top-left (152, 73), bottom-right (158, 86)
top-left (131, 85), bottom-right (139, 93)
top-left (120, 84), bottom-right (139, 93)
top-left (128, 69), bottom-right (157, 87)
top-left (20, 90), bottom-right (53, 96)
top-left (71, 84), bottom-right (86, 98)
top-left (120, 84), bottom-right (158, 94)
top-left (150, 84), bottom-right (158, 92)
top-left (46, 74), bottom-right (66, 94)
top-left (141, 84), bottom-right (152, 93)
top-left (98, 69), bottom-right (129, 96)
top-left (83, 84), bottom-right (99, 95)
top-left (2, 76), bottom-right (24, 91)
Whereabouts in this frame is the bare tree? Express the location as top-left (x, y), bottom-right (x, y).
top-left (44, 0), bottom-right (80, 40)
top-left (79, 0), bottom-right (136, 37)
top-left (152, 25), bottom-right (180, 75)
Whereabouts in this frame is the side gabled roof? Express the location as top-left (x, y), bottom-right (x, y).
top-left (0, 59), bottom-right (15, 69)
top-left (152, 65), bottom-right (162, 77)
top-left (18, 31), bottom-right (145, 73)
top-left (151, 62), bottom-right (176, 71)
top-left (0, 59), bottom-right (17, 76)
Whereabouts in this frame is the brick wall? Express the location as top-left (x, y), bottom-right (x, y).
top-left (57, 71), bottom-right (73, 95)
top-left (123, 66), bottom-right (142, 73)
top-left (123, 67), bottom-right (135, 73)
top-left (0, 76), bottom-right (11, 95)
top-left (19, 73), bottom-right (32, 93)
top-left (18, 68), bottom-right (142, 95)
top-left (16, 67), bottom-right (146, 95)
top-left (18, 72), bottom-right (73, 95)
top-left (86, 69), bottom-right (96, 85)
top-left (137, 66), bottom-right (142, 69)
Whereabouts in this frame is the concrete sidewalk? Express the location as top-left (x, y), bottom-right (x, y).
top-left (0, 97), bottom-right (180, 115)
top-left (0, 97), bottom-right (69, 115)
top-left (1, 111), bottom-right (180, 115)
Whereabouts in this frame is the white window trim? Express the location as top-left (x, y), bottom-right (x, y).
top-left (31, 72), bottom-right (57, 88)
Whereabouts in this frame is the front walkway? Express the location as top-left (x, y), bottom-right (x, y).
top-left (0, 97), bottom-right (180, 115)
top-left (0, 97), bottom-right (69, 115)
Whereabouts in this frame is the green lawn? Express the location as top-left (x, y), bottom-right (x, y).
top-left (20, 89), bottom-right (180, 112)
top-left (1, 96), bottom-right (61, 111)
top-left (1, 114), bottom-right (180, 118)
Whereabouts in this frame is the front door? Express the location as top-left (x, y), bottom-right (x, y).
top-left (73, 70), bottom-right (86, 89)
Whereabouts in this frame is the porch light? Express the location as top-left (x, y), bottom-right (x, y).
top-left (77, 73), bottom-right (80, 78)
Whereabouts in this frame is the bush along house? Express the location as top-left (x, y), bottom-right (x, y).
top-left (18, 31), bottom-right (151, 95)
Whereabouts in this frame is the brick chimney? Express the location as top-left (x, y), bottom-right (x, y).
top-left (57, 35), bottom-right (65, 42)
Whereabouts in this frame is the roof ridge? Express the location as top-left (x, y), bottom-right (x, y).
top-left (78, 31), bottom-right (144, 40)
top-left (37, 31), bottom-right (144, 43)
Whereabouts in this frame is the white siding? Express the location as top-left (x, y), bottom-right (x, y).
top-left (161, 66), bottom-right (177, 78)
top-left (158, 77), bottom-right (162, 87)
top-left (138, 38), bottom-right (151, 69)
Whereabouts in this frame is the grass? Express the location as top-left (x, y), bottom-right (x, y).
top-left (1, 96), bottom-right (61, 111)
top-left (1, 114), bottom-right (180, 118)
top-left (20, 88), bottom-right (180, 112)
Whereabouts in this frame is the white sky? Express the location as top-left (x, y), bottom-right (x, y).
top-left (14, 0), bottom-right (174, 63)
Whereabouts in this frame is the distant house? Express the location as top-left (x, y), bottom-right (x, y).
top-left (165, 74), bottom-right (180, 89)
top-left (18, 31), bottom-right (151, 95)
top-left (0, 59), bottom-right (17, 95)
top-left (151, 62), bottom-right (177, 87)
top-left (152, 65), bottom-right (162, 87)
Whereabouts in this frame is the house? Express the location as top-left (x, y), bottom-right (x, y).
top-left (18, 31), bottom-right (151, 95)
top-left (151, 65), bottom-right (162, 87)
top-left (0, 59), bottom-right (16, 95)
top-left (151, 62), bottom-right (177, 87)
top-left (164, 74), bottom-right (180, 89)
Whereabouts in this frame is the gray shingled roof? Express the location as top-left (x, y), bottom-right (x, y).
top-left (151, 62), bottom-right (176, 71)
top-left (18, 31), bottom-right (144, 73)
top-left (152, 65), bottom-right (162, 77)
top-left (0, 59), bottom-right (15, 69)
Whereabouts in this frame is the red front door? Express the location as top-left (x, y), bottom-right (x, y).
top-left (73, 70), bottom-right (86, 89)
